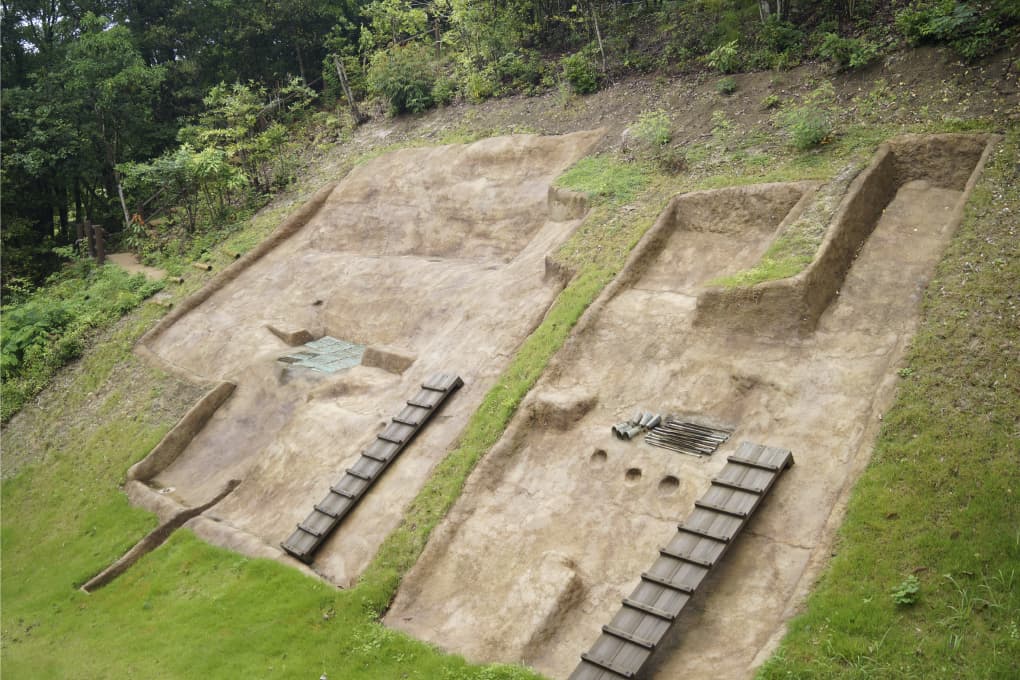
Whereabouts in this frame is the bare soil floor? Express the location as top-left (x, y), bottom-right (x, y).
top-left (386, 164), bottom-right (982, 677)
top-left (107, 252), bottom-right (167, 281)
top-left (141, 131), bottom-right (601, 586)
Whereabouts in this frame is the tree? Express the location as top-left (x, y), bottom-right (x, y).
top-left (1, 9), bottom-right (165, 289)
top-left (61, 14), bottom-right (166, 225)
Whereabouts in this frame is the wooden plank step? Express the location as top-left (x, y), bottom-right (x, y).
top-left (422, 374), bottom-right (464, 392)
top-left (281, 373), bottom-right (463, 563)
top-left (361, 449), bottom-right (388, 463)
top-left (677, 521), bottom-right (731, 543)
top-left (297, 521), bottom-right (327, 538)
top-left (569, 442), bottom-right (793, 680)
top-left (329, 485), bottom-right (356, 499)
top-left (314, 503), bottom-right (342, 519)
top-left (622, 597), bottom-right (676, 621)
top-left (601, 625), bottom-right (656, 650)
top-left (712, 477), bottom-right (764, 494)
top-left (579, 652), bottom-right (637, 679)
top-left (641, 570), bottom-right (696, 594)
top-left (346, 467), bottom-right (372, 481)
top-left (727, 455), bottom-right (780, 472)
top-left (660, 546), bottom-right (714, 568)
top-left (695, 499), bottom-right (748, 518)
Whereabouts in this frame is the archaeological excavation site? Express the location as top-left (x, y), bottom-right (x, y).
top-left (97, 130), bottom-right (996, 678)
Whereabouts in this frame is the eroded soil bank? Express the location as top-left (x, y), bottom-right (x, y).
top-left (386, 136), bottom-right (994, 679)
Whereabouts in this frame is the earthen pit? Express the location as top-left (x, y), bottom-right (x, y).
top-left (385, 134), bottom-right (996, 680)
top-left (131, 131), bottom-right (604, 586)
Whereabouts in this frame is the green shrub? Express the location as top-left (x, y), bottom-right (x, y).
top-left (706, 40), bottom-right (740, 74)
top-left (431, 77), bottom-right (457, 106)
top-left (761, 93), bottom-right (782, 110)
top-left (817, 32), bottom-right (880, 70)
top-left (367, 44), bottom-right (436, 115)
top-left (716, 76), bottom-right (737, 94)
top-left (779, 83), bottom-right (836, 150)
top-left (784, 106), bottom-right (832, 150)
top-left (1, 265), bottom-right (164, 421)
top-left (494, 50), bottom-right (546, 91)
top-left (561, 49), bottom-right (600, 95)
top-left (895, 1), bottom-right (1005, 61)
top-left (632, 110), bottom-right (672, 148)
top-left (463, 67), bottom-right (498, 103)
top-left (759, 17), bottom-right (804, 54)
top-left (891, 575), bottom-right (921, 605)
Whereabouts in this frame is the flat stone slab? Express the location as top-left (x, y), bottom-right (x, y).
top-left (278, 336), bottom-right (365, 374)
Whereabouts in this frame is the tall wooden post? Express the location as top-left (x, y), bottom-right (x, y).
top-left (85, 220), bottom-right (97, 258)
top-left (94, 226), bottom-right (106, 265)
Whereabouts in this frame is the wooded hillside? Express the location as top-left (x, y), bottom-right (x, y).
top-left (3, 0), bottom-right (1017, 290)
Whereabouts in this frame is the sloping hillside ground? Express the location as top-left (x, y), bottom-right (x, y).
top-left (2, 47), bottom-right (1018, 679)
top-left (136, 131), bottom-right (602, 587)
top-left (385, 134), bottom-right (997, 679)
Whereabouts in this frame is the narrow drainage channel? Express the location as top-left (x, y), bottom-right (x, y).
top-left (80, 479), bottom-right (240, 593)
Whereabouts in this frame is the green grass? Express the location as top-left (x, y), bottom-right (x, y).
top-left (555, 154), bottom-right (656, 205)
top-left (758, 128), bottom-right (1020, 679)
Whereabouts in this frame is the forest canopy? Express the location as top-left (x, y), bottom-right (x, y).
top-left (2, 0), bottom-right (1018, 293)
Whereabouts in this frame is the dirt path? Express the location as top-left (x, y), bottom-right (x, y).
top-left (107, 252), bottom-right (166, 281)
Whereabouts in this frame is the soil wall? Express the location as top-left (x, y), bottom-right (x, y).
top-left (695, 134), bottom-right (992, 337)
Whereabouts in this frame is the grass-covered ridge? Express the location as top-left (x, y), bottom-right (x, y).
top-left (707, 162), bottom-right (860, 288)
top-left (759, 129), bottom-right (1020, 679)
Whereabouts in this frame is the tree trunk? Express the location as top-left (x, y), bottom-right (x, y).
top-left (333, 55), bottom-right (366, 125)
top-left (116, 175), bottom-right (132, 233)
top-left (94, 226), bottom-right (106, 265)
top-left (590, 3), bottom-right (607, 74)
top-left (58, 183), bottom-right (70, 244)
top-left (296, 42), bottom-right (307, 84)
top-left (86, 221), bottom-right (97, 258)
top-left (74, 177), bottom-right (83, 225)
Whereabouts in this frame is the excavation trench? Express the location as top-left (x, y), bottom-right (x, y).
top-left (385, 134), bottom-right (996, 679)
top-left (128, 131), bottom-right (604, 586)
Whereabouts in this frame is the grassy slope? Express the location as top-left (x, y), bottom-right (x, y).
top-left (760, 130), bottom-right (1020, 679)
top-left (3, 63), bottom-right (1018, 678)
top-left (0, 139), bottom-right (671, 680)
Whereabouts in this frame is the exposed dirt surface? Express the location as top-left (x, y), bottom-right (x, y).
top-left (139, 131), bottom-right (603, 586)
top-left (106, 252), bottom-right (166, 281)
top-left (385, 139), bottom-right (992, 678)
